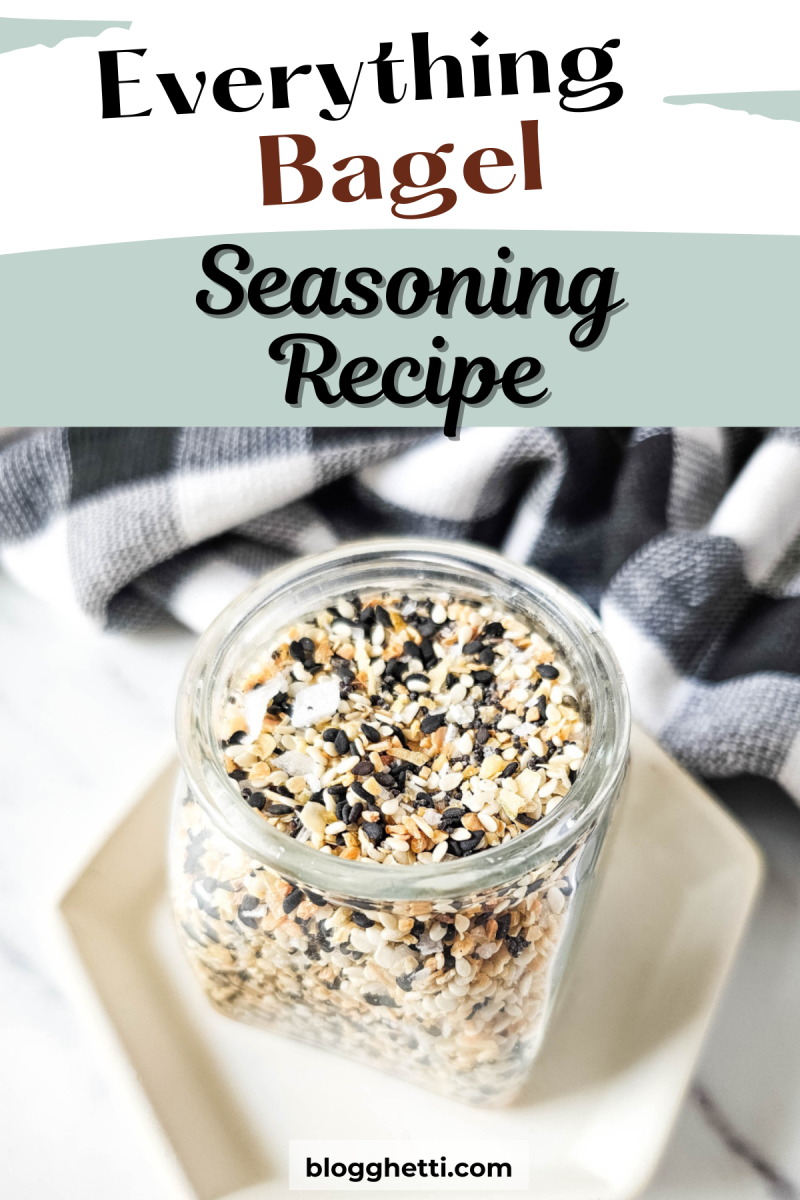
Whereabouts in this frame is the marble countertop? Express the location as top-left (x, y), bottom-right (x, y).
top-left (1, 568), bottom-right (798, 1200)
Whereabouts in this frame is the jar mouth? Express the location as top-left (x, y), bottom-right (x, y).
top-left (176, 537), bottom-right (630, 902)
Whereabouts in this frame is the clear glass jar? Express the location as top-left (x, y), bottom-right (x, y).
top-left (171, 538), bottom-right (629, 1107)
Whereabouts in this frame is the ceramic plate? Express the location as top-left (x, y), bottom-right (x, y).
top-left (53, 726), bottom-right (762, 1200)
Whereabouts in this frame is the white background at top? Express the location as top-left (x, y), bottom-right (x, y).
top-left (0, 0), bottom-right (798, 253)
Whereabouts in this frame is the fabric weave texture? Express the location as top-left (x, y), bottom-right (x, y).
top-left (1, 425), bottom-right (799, 802)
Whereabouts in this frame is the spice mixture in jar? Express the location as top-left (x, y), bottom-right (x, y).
top-left (172, 542), bottom-right (629, 1107)
top-left (219, 591), bottom-right (586, 862)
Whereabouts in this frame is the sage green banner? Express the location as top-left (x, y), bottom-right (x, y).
top-left (0, 229), bottom-right (795, 426)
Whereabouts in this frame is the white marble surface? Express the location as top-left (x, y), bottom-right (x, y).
top-left (0, 568), bottom-right (798, 1200)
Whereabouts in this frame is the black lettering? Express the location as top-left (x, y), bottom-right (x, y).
top-left (501, 357), bottom-right (546, 403)
top-left (248, 268), bottom-right (290, 315)
top-left (196, 243), bottom-right (251, 316)
top-left (412, 31), bottom-right (464, 100)
top-left (560, 41), bottom-right (622, 112)
top-left (382, 358), bottom-right (424, 403)
top-left (270, 64), bottom-right (312, 108)
top-left (369, 43), bottom-right (407, 104)
top-left (435, 267), bottom-right (490, 316)
top-left (341, 268), bottom-right (383, 315)
top-left (317, 62), bottom-right (364, 120)
top-left (339, 357), bottom-right (382, 403)
top-left (212, 68), bottom-right (263, 112)
top-left (514, 267), bottom-right (569, 316)
top-left (268, 334), bottom-right (341, 404)
top-left (385, 268), bottom-right (434, 315)
top-left (567, 267), bottom-right (624, 346)
top-left (156, 71), bottom-right (207, 114)
top-left (289, 267), bottom-right (342, 316)
top-left (99, 49), bottom-right (151, 118)
top-left (500, 50), bottom-right (550, 95)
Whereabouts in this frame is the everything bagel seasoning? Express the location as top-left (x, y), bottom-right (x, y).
top-left (219, 591), bottom-right (587, 864)
top-left (172, 584), bottom-right (599, 1105)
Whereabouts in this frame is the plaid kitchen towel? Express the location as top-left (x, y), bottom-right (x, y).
top-left (1, 425), bottom-right (799, 802)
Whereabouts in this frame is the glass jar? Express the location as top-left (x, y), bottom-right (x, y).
top-left (171, 538), bottom-right (629, 1107)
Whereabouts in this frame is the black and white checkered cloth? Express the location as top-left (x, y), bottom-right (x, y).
top-left (2, 426), bottom-right (799, 802)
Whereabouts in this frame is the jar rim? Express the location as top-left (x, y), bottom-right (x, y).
top-left (176, 537), bottom-right (630, 902)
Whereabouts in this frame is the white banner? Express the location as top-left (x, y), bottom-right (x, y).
top-left (289, 1141), bottom-right (530, 1191)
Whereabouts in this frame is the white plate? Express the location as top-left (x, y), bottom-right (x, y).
top-left (53, 726), bottom-right (762, 1200)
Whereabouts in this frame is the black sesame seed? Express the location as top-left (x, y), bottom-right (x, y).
top-left (327, 783), bottom-right (347, 797)
top-left (364, 993), bottom-right (398, 1007)
top-left (419, 638), bottom-right (436, 667)
top-left (353, 760), bottom-right (374, 776)
top-left (535, 694), bottom-right (547, 721)
top-left (375, 606), bottom-right (393, 628)
top-left (348, 802), bottom-right (364, 824)
top-left (351, 911), bottom-right (374, 928)
top-left (473, 670), bottom-right (494, 684)
top-left (267, 803), bottom-right (294, 815)
top-left (362, 822), bottom-right (384, 843)
top-left (370, 694), bottom-right (382, 705)
top-left (224, 730), bottom-right (246, 747)
top-left (404, 673), bottom-right (430, 687)
top-left (351, 782), bottom-right (371, 804)
top-left (390, 725), bottom-right (407, 748)
top-left (420, 713), bottom-right (446, 734)
top-left (374, 771), bottom-right (395, 787)
top-left (229, 768), bottom-right (248, 781)
top-left (396, 973), bottom-right (416, 992)
top-left (500, 761), bottom-right (519, 778)
top-left (536, 663), bottom-right (560, 679)
top-left (307, 663), bottom-right (324, 675)
top-left (463, 639), bottom-right (484, 656)
top-left (482, 622), bottom-right (505, 638)
top-left (478, 647), bottom-right (495, 665)
top-left (239, 893), bottom-right (260, 912)
top-left (323, 727), bottom-right (339, 743)
top-left (300, 636), bottom-right (315, 655)
top-left (306, 891), bottom-right (327, 906)
top-left (475, 726), bottom-right (490, 746)
top-left (360, 723), bottom-right (381, 744)
top-left (518, 813), bottom-right (536, 827)
top-left (283, 888), bottom-right (304, 914)
top-left (334, 729), bottom-right (350, 756)
top-left (496, 913), bottom-right (512, 939)
top-left (289, 640), bottom-right (305, 662)
top-left (444, 673), bottom-right (458, 689)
